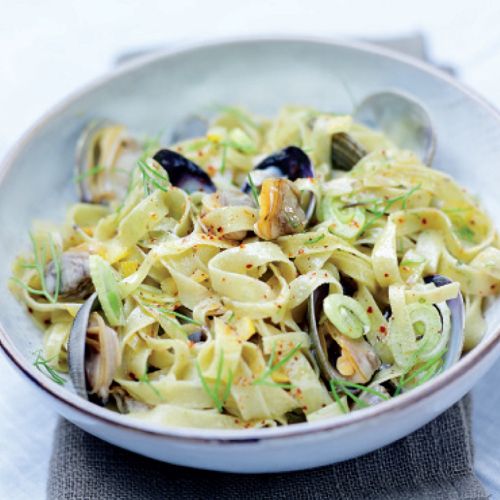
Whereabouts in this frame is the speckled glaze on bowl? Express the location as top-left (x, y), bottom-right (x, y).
top-left (1, 37), bottom-right (500, 473)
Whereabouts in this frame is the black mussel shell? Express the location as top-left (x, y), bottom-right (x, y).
top-left (242, 146), bottom-right (313, 193)
top-left (153, 149), bottom-right (216, 194)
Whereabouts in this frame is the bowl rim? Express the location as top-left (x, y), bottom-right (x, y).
top-left (1, 34), bottom-right (500, 444)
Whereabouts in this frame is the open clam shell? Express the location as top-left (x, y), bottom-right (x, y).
top-left (68, 292), bottom-right (121, 404)
top-left (308, 274), bottom-right (465, 385)
top-left (424, 274), bottom-right (465, 369)
top-left (354, 90), bottom-right (436, 165)
top-left (75, 120), bottom-right (141, 204)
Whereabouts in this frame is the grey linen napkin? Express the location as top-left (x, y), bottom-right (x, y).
top-left (47, 397), bottom-right (487, 500)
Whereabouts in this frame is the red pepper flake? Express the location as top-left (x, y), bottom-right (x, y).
top-left (245, 263), bottom-right (253, 269)
top-left (239, 243), bottom-right (246, 249)
top-left (384, 272), bottom-right (389, 278)
top-left (302, 405), bottom-right (308, 411)
top-left (490, 284), bottom-right (496, 290)
top-left (207, 165), bottom-right (216, 176)
top-left (398, 217), bottom-right (405, 224)
top-left (367, 306), bottom-right (373, 314)
top-left (295, 388), bottom-right (303, 395)
top-left (298, 249), bottom-right (305, 255)
top-left (421, 218), bottom-right (428, 225)
top-left (217, 226), bottom-right (223, 233)
top-left (379, 325), bottom-right (387, 335)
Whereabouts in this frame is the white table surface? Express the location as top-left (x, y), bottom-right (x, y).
top-left (1, 1), bottom-right (500, 498)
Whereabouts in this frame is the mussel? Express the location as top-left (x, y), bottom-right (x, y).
top-left (76, 121), bottom-right (141, 204)
top-left (243, 146), bottom-right (314, 191)
top-left (244, 146), bottom-right (316, 230)
top-left (68, 293), bottom-right (121, 403)
top-left (153, 149), bottom-right (216, 194)
top-left (45, 252), bottom-right (93, 300)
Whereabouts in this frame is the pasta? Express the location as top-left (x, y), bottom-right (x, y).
top-left (10, 106), bottom-right (500, 429)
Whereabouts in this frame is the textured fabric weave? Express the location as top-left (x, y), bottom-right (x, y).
top-left (47, 397), bottom-right (487, 500)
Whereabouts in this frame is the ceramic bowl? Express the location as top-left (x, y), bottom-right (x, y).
top-left (1, 37), bottom-right (499, 473)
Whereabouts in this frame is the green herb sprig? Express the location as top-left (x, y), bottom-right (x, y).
top-left (33, 351), bottom-right (66, 385)
top-left (12, 233), bottom-right (61, 304)
top-left (196, 350), bottom-right (234, 413)
top-left (252, 342), bottom-right (302, 390)
top-left (138, 370), bottom-right (162, 399)
top-left (137, 159), bottom-right (169, 194)
top-left (156, 307), bottom-right (202, 326)
top-left (329, 379), bottom-right (390, 413)
top-left (394, 348), bottom-right (446, 396)
top-left (360, 184), bottom-right (422, 234)
top-left (74, 164), bottom-right (106, 183)
top-left (305, 234), bottom-right (325, 245)
top-left (247, 174), bottom-right (260, 208)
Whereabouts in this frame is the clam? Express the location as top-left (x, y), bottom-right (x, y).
top-left (353, 383), bottom-right (390, 409)
top-left (254, 178), bottom-right (307, 240)
top-left (244, 146), bottom-right (316, 225)
top-left (308, 273), bottom-right (465, 387)
top-left (308, 285), bottom-right (380, 383)
top-left (353, 90), bottom-right (436, 165)
top-left (170, 115), bottom-right (208, 143)
top-left (330, 90), bottom-right (436, 171)
top-left (424, 274), bottom-right (465, 369)
top-left (153, 149), bottom-right (216, 193)
top-left (76, 121), bottom-right (141, 204)
top-left (45, 252), bottom-right (93, 300)
top-left (68, 293), bottom-right (121, 403)
top-left (331, 132), bottom-right (368, 171)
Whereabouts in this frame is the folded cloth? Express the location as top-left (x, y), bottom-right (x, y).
top-left (47, 396), bottom-right (486, 500)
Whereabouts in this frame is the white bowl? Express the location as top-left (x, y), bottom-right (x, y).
top-left (1, 36), bottom-right (499, 473)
